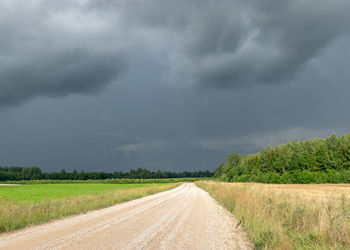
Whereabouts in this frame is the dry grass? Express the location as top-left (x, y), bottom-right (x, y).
top-left (196, 181), bottom-right (350, 249)
top-left (237, 183), bottom-right (350, 202)
top-left (0, 183), bottom-right (179, 233)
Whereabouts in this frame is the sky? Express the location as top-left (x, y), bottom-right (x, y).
top-left (1, 0), bottom-right (350, 172)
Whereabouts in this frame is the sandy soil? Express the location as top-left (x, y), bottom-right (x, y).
top-left (0, 183), bottom-right (252, 250)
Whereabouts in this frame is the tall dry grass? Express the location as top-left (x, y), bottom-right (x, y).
top-left (0, 183), bottom-right (179, 233)
top-left (196, 181), bottom-right (350, 249)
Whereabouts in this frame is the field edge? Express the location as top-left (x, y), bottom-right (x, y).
top-left (0, 183), bottom-right (180, 233)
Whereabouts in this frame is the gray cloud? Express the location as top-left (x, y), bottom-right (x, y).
top-left (113, 141), bottom-right (166, 154)
top-left (1, 0), bottom-right (350, 172)
top-left (0, 0), bottom-right (125, 106)
top-left (2, 0), bottom-right (349, 107)
top-left (91, 0), bottom-right (350, 88)
top-left (0, 49), bottom-right (124, 106)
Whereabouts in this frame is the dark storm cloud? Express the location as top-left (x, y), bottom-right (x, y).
top-left (1, 0), bottom-right (349, 107)
top-left (0, 0), bottom-right (125, 107)
top-left (0, 49), bottom-right (124, 106)
top-left (1, 0), bottom-right (350, 172)
top-left (91, 0), bottom-right (350, 88)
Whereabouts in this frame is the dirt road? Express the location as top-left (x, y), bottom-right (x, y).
top-left (0, 183), bottom-right (251, 250)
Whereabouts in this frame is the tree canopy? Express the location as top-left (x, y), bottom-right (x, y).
top-left (0, 167), bottom-right (213, 181)
top-left (214, 133), bottom-right (350, 183)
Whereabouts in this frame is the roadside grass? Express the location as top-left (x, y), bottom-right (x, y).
top-left (196, 181), bottom-right (350, 250)
top-left (0, 183), bottom-right (180, 233)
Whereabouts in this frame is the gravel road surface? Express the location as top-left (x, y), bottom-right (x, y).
top-left (0, 183), bottom-right (252, 250)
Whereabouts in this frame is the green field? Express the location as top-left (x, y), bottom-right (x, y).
top-left (0, 183), bottom-right (155, 204)
top-left (0, 183), bottom-right (179, 232)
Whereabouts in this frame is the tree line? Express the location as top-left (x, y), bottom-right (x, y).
top-left (0, 166), bottom-right (213, 181)
top-left (214, 133), bottom-right (350, 183)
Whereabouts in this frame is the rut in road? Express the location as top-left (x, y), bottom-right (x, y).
top-left (0, 183), bottom-right (252, 250)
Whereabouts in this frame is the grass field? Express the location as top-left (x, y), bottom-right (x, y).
top-left (0, 183), bottom-right (179, 233)
top-left (0, 183), bottom-right (154, 204)
top-left (197, 181), bottom-right (350, 250)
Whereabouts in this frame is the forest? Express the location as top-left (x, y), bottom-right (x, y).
top-left (0, 167), bottom-right (213, 181)
top-left (214, 133), bottom-right (350, 183)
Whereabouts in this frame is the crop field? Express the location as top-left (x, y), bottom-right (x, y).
top-left (197, 181), bottom-right (350, 250)
top-left (0, 183), bottom-right (179, 233)
top-left (0, 183), bottom-right (155, 204)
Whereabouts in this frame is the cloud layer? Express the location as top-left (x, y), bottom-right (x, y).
top-left (1, 1), bottom-right (350, 172)
top-left (0, 1), bottom-right (125, 106)
top-left (1, 0), bottom-right (350, 107)
top-left (94, 0), bottom-right (350, 88)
